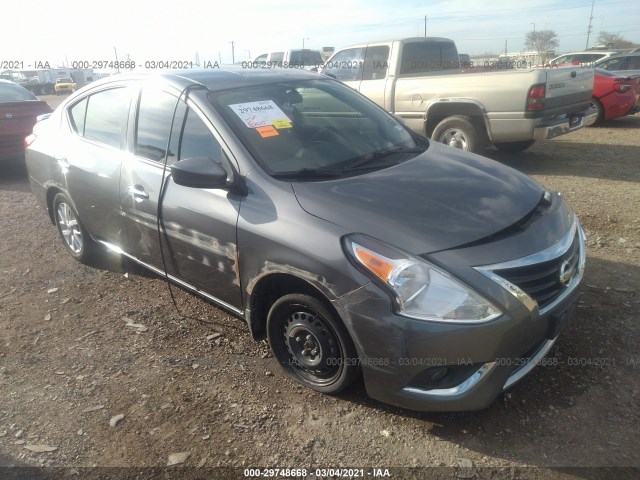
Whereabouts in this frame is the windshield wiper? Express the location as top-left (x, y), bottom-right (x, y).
top-left (271, 167), bottom-right (345, 179)
top-left (343, 145), bottom-right (427, 171)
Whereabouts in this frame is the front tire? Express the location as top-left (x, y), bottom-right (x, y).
top-left (431, 115), bottom-right (485, 153)
top-left (53, 193), bottom-right (99, 264)
top-left (267, 294), bottom-right (360, 394)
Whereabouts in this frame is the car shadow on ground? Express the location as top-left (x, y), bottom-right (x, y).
top-left (485, 141), bottom-right (640, 183)
top-left (0, 159), bottom-right (31, 193)
top-left (335, 255), bottom-right (639, 470)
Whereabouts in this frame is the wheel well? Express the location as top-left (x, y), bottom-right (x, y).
top-left (248, 273), bottom-right (337, 340)
top-left (425, 103), bottom-right (489, 140)
top-left (46, 187), bottom-right (63, 224)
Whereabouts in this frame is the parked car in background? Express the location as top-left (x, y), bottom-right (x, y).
top-left (594, 52), bottom-right (640, 78)
top-left (548, 51), bottom-right (617, 66)
top-left (590, 69), bottom-right (640, 124)
top-left (54, 77), bottom-right (76, 95)
top-left (0, 80), bottom-right (52, 163)
top-left (322, 37), bottom-right (597, 153)
top-left (253, 49), bottom-right (324, 70)
top-left (25, 68), bottom-right (585, 412)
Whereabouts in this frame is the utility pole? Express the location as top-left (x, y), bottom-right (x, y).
top-left (504, 39), bottom-right (508, 56)
top-left (113, 47), bottom-right (120, 73)
top-left (303, 37), bottom-right (309, 48)
top-left (230, 41), bottom-right (235, 64)
top-left (531, 23), bottom-right (535, 33)
top-left (424, 15), bottom-right (428, 37)
top-left (585, 0), bottom-right (595, 49)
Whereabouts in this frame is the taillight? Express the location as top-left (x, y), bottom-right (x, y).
top-left (527, 84), bottom-right (546, 111)
top-left (613, 79), bottom-right (632, 93)
top-left (24, 133), bottom-right (36, 148)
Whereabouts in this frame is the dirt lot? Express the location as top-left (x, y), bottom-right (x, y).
top-left (1, 95), bottom-right (639, 479)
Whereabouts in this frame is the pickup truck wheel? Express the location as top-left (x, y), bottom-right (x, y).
top-left (494, 140), bottom-right (535, 152)
top-left (432, 116), bottom-right (485, 153)
top-left (267, 293), bottom-right (360, 394)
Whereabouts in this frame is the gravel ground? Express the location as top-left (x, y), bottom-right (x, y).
top-left (1, 96), bottom-right (639, 479)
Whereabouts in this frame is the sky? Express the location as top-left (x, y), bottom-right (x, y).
top-left (3, 0), bottom-right (639, 69)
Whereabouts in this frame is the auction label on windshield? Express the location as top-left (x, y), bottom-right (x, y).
top-left (229, 100), bottom-right (292, 128)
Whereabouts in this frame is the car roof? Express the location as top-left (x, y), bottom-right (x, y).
top-left (86, 67), bottom-right (322, 93)
top-left (598, 52), bottom-right (640, 59)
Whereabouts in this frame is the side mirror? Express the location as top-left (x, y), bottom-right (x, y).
top-left (171, 157), bottom-right (228, 189)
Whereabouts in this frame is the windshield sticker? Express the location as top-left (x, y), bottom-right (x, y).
top-left (256, 125), bottom-right (279, 138)
top-left (272, 119), bottom-right (292, 129)
top-left (229, 101), bottom-right (292, 128)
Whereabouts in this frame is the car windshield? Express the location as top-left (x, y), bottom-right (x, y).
top-left (210, 78), bottom-right (427, 180)
top-left (0, 83), bottom-right (38, 102)
top-left (57, 78), bottom-right (73, 83)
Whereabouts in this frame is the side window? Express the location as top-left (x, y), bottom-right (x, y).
top-left (83, 88), bottom-right (129, 148)
top-left (627, 56), bottom-right (640, 70)
top-left (270, 52), bottom-right (284, 64)
top-left (178, 108), bottom-right (233, 180)
top-left (400, 42), bottom-right (459, 75)
top-left (69, 97), bottom-right (88, 135)
top-left (600, 57), bottom-right (625, 71)
top-left (362, 46), bottom-right (390, 80)
top-left (323, 48), bottom-right (364, 81)
top-left (135, 89), bottom-right (178, 162)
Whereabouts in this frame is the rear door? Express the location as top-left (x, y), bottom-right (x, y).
top-left (62, 85), bottom-right (133, 244)
top-left (120, 86), bottom-right (242, 309)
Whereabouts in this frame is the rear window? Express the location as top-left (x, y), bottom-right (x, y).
top-left (82, 88), bottom-right (130, 148)
top-left (0, 83), bottom-right (38, 102)
top-left (400, 42), bottom-right (459, 75)
top-left (289, 50), bottom-right (323, 67)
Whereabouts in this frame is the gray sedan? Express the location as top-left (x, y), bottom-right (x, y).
top-left (25, 68), bottom-right (585, 411)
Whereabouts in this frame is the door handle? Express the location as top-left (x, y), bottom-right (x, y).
top-left (127, 185), bottom-right (149, 200)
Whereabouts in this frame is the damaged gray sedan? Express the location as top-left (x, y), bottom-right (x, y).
top-left (25, 68), bottom-right (585, 411)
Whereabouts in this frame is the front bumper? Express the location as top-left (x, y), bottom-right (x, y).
top-left (333, 220), bottom-right (585, 412)
top-left (533, 106), bottom-right (598, 140)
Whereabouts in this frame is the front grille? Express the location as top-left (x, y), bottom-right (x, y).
top-left (493, 232), bottom-right (580, 311)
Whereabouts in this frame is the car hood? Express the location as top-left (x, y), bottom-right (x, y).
top-left (291, 142), bottom-right (545, 255)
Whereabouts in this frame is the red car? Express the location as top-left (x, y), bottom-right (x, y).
top-left (591, 69), bottom-right (640, 124)
top-left (0, 80), bottom-right (52, 163)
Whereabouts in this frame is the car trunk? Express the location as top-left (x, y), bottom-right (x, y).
top-left (0, 101), bottom-right (51, 159)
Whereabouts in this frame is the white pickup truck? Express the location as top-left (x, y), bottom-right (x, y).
top-left (321, 37), bottom-right (597, 152)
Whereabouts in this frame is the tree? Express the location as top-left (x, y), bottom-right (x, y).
top-left (596, 31), bottom-right (638, 49)
top-left (525, 30), bottom-right (559, 54)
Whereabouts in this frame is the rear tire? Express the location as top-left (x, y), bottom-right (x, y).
top-left (493, 140), bottom-right (536, 152)
top-left (53, 193), bottom-right (100, 264)
top-left (431, 116), bottom-right (485, 153)
top-left (267, 293), bottom-right (360, 394)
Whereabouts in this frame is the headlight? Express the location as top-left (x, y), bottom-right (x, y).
top-left (343, 234), bottom-right (502, 323)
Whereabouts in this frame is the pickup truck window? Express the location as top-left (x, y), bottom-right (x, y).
top-left (362, 46), bottom-right (390, 81)
top-left (323, 48), bottom-right (364, 81)
top-left (400, 42), bottom-right (459, 75)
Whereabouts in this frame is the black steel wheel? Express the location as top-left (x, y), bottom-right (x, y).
top-left (53, 193), bottom-right (99, 264)
top-left (267, 294), bottom-right (360, 394)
